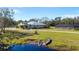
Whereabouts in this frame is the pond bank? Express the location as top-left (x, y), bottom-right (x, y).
top-left (8, 44), bottom-right (57, 51)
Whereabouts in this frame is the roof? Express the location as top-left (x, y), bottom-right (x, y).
top-left (74, 24), bottom-right (79, 27)
top-left (56, 24), bottom-right (73, 27)
top-left (27, 21), bottom-right (46, 26)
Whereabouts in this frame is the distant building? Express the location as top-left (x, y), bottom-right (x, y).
top-left (55, 24), bottom-right (79, 29)
top-left (18, 21), bottom-right (48, 29)
top-left (27, 21), bottom-right (47, 29)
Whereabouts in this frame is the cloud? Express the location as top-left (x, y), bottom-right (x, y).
top-left (61, 14), bottom-right (79, 18)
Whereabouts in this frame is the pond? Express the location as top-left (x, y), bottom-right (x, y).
top-left (8, 44), bottom-right (56, 51)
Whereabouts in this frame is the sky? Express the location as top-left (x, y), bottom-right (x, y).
top-left (6, 7), bottom-right (79, 21)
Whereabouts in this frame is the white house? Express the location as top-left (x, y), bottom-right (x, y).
top-left (18, 21), bottom-right (48, 29)
top-left (27, 21), bottom-right (47, 29)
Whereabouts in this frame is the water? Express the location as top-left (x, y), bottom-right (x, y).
top-left (8, 44), bottom-right (56, 51)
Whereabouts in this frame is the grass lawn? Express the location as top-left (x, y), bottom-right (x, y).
top-left (23, 31), bottom-right (79, 50)
top-left (1, 28), bottom-right (79, 51)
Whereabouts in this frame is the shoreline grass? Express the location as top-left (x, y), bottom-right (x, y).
top-left (1, 28), bottom-right (79, 50)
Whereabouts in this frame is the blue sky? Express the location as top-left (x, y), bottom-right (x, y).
top-left (8, 7), bottom-right (79, 21)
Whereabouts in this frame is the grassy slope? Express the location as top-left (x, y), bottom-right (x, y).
top-left (3, 28), bottom-right (79, 50)
top-left (23, 31), bottom-right (79, 50)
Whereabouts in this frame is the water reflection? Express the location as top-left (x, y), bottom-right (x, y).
top-left (8, 44), bottom-right (56, 51)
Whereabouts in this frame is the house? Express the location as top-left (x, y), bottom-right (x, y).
top-left (27, 21), bottom-right (47, 29)
top-left (17, 21), bottom-right (48, 29)
top-left (55, 24), bottom-right (79, 29)
top-left (73, 24), bottom-right (79, 29)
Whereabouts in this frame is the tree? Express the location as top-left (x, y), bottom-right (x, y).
top-left (29, 18), bottom-right (38, 22)
top-left (54, 17), bottom-right (62, 25)
top-left (55, 17), bottom-right (61, 20)
top-left (0, 8), bottom-right (14, 33)
top-left (17, 20), bottom-right (23, 24)
top-left (50, 19), bottom-right (56, 26)
top-left (62, 18), bottom-right (74, 24)
top-left (41, 17), bottom-right (49, 22)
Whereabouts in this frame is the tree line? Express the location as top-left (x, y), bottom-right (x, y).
top-left (26, 17), bottom-right (79, 26)
top-left (0, 8), bottom-right (79, 33)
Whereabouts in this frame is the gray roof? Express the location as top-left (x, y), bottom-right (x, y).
top-left (27, 21), bottom-right (46, 26)
top-left (55, 24), bottom-right (79, 27)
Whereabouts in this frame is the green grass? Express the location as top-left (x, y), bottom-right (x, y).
top-left (1, 28), bottom-right (79, 50)
top-left (0, 31), bottom-right (33, 45)
top-left (22, 31), bottom-right (79, 50)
